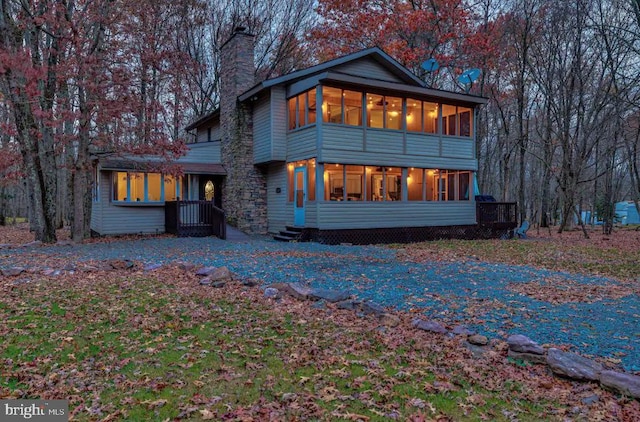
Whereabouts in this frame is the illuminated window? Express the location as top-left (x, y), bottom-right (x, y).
top-left (345, 165), bottom-right (364, 201)
top-left (323, 87), bottom-right (343, 124)
top-left (324, 164), bottom-right (344, 201)
top-left (406, 99), bottom-right (422, 132)
top-left (368, 167), bottom-right (401, 201)
top-left (367, 94), bottom-right (384, 128)
top-left (407, 168), bottom-right (424, 201)
top-left (423, 102), bottom-right (439, 134)
top-left (287, 159), bottom-right (317, 202)
top-left (343, 90), bottom-right (362, 126)
top-left (308, 89), bottom-right (317, 125)
top-left (385, 97), bottom-right (402, 130)
top-left (112, 172), bottom-right (182, 203)
top-left (442, 104), bottom-right (457, 136)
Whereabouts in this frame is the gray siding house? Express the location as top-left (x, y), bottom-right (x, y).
top-left (92, 27), bottom-right (512, 243)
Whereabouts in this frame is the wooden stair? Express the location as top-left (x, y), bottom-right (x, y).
top-left (273, 226), bottom-right (304, 242)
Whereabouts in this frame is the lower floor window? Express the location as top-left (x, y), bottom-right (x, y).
top-left (408, 169), bottom-right (471, 201)
top-left (113, 171), bottom-right (182, 202)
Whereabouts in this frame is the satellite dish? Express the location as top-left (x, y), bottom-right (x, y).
top-left (421, 58), bottom-right (439, 72)
top-left (458, 68), bottom-right (481, 89)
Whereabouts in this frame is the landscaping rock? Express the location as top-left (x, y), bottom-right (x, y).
top-left (264, 287), bottom-right (280, 298)
top-left (379, 313), bottom-right (401, 327)
top-left (507, 334), bottom-right (545, 355)
top-left (308, 288), bottom-right (351, 303)
top-left (287, 283), bottom-right (314, 300)
top-left (508, 349), bottom-right (547, 365)
top-left (208, 266), bottom-right (233, 281)
top-left (2, 267), bottom-right (25, 277)
top-left (468, 334), bottom-right (489, 346)
top-left (452, 325), bottom-right (474, 336)
top-left (336, 300), bottom-right (360, 311)
top-left (56, 240), bottom-right (74, 246)
top-left (211, 281), bottom-right (226, 288)
top-left (599, 370), bottom-right (640, 399)
top-left (412, 319), bottom-right (447, 334)
top-left (144, 263), bottom-right (163, 272)
top-left (176, 262), bottom-right (197, 271)
top-left (195, 266), bottom-right (216, 276)
top-left (107, 259), bottom-right (134, 270)
top-left (581, 395), bottom-right (600, 406)
top-left (361, 301), bottom-right (385, 316)
top-left (546, 348), bottom-right (603, 381)
top-left (464, 342), bottom-right (489, 359)
top-left (242, 279), bottom-right (259, 287)
top-left (199, 278), bottom-right (212, 286)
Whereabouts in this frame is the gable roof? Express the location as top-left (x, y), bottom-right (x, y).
top-left (238, 47), bottom-right (425, 102)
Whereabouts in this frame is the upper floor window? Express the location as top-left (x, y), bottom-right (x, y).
top-left (442, 105), bottom-right (473, 137)
top-left (406, 99), bottom-right (439, 134)
top-left (288, 88), bottom-right (317, 130)
top-left (322, 88), bottom-right (362, 126)
top-left (366, 95), bottom-right (402, 130)
top-left (113, 171), bottom-right (182, 203)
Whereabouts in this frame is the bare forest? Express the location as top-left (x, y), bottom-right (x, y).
top-left (1, 0), bottom-right (640, 241)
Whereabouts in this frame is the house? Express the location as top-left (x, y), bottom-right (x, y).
top-left (615, 201), bottom-right (640, 225)
top-left (91, 27), bottom-right (516, 243)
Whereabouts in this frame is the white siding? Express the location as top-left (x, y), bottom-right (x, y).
top-left (266, 163), bottom-right (291, 233)
top-left (316, 201), bottom-right (476, 229)
top-left (253, 95), bottom-right (271, 163)
top-left (335, 57), bottom-right (406, 83)
top-left (287, 126), bottom-right (316, 161)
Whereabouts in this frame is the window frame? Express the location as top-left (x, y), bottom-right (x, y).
top-left (112, 171), bottom-right (182, 204)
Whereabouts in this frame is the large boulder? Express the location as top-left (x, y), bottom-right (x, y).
top-left (546, 348), bottom-right (603, 381)
top-left (308, 288), bottom-right (351, 303)
top-left (507, 334), bottom-right (545, 355)
top-left (599, 370), bottom-right (640, 399)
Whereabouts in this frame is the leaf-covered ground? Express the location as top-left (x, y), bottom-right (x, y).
top-left (0, 224), bottom-right (639, 420)
top-left (1, 265), bottom-right (639, 421)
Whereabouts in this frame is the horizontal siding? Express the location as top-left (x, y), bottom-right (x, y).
top-left (287, 126), bottom-right (317, 161)
top-left (322, 126), bottom-right (364, 152)
top-left (196, 122), bottom-right (220, 143)
top-left (267, 163), bottom-right (290, 233)
top-left (335, 58), bottom-right (406, 83)
top-left (91, 171), bottom-right (166, 235)
top-left (181, 141), bottom-right (221, 163)
top-left (316, 201), bottom-right (476, 229)
top-left (305, 202), bottom-right (318, 227)
top-left (253, 95), bottom-right (271, 163)
top-left (366, 129), bottom-right (403, 154)
top-left (406, 133), bottom-right (440, 156)
top-left (271, 87), bottom-right (287, 160)
top-left (441, 137), bottom-right (474, 159)
top-left (321, 149), bottom-right (477, 170)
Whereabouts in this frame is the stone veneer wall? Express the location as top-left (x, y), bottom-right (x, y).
top-left (219, 28), bottom-right (267, 234)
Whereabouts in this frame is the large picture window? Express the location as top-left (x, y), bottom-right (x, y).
top-left (113, 172), bottom-right (182, 203)
top-left (288, 88), bottom-right (317, 130)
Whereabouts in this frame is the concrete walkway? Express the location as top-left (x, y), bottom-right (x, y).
top-left (224, 224), bottom-right (251, 242)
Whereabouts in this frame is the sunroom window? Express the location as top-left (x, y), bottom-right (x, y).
top-left (287, 88), bottom-right (317, 130)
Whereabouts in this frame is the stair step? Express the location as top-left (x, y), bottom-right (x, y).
top-left (280, 230), bottom-right (302, 237)
top-left (273, 234), bottom-right (297, 242)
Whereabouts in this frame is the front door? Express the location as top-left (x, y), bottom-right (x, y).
top-left (294, 167), bottom-right (306, 226)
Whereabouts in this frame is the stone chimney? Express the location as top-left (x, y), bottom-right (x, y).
top-left (219, 26), bottom-right (267, 234)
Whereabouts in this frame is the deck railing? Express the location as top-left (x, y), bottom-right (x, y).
top-left (476, 201), bottom-right (518, 228)
top-left (165, 200), bottom-right (226, 239)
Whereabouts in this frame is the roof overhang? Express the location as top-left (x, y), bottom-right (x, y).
top-left (184, 109), bottom-right (220, 131)
top-left (99, 158), bottom-right (226, 175)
